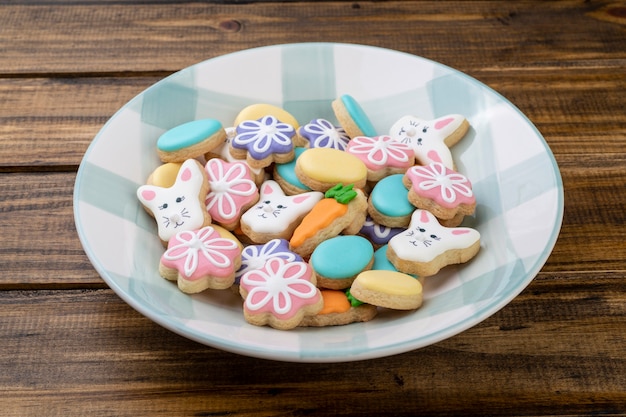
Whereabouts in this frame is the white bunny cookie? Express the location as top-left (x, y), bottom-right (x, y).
top-left (137, 159), bottom-right (211, 245)
top-left (387, 209), bottom-right (480, 277)
top-left (389, 114), bottom-right (469, 169)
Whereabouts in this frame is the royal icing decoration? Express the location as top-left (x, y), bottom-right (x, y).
top-left (212, 127), bottom-right (264, 177)
top-left (299, 119), bottom-right (351, 150)
top-left (339, 94), bottom-right (377, 137)
top-left (137, 159), bottom-right (208, 242)
top-left (359, 216), bottom-right (404, 246)
top-left (274, 147), bottom-right (312, 191)
top-left (235, 239), bottom-right (302, 283)
top-left (296, 147), bottom-right (367, 188)
top-left (310, 235), bottom-right (374, 279)
top-left (389, 114), bottom-right (468, 169)
top-left (346, 135), bottom-right (414, 171)
top-left (204, 158), bottom-right (258, 225)
top-left (388, 209), bottom-right (480, 263)
top-left (406, 162), bottom-right (475, 208)
top-left (157, 118), bottom-right (223, 152)
top-left (233, 115), bottom-right (295, 160)
top-left (370, 174), bottom-right (414, 217)
top-left (240, 257), bottom-right (320, 319)
top-left (161, 226), bottom-right (241, 279)
top-left (240, 180), bottom-right (323, 238)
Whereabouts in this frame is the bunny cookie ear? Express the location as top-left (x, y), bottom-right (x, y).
top-left (175, 158), bottom-right (205, 185)
top-left (431, 114), bottom-right (469, 147)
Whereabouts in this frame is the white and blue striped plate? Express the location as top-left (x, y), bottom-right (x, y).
top-left (74, 43), bottom-right (563, 362)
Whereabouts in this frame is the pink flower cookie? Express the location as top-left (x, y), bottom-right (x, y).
top-left (389, 114), bottom-right (469, 169)
top-left (346, 135), bottom-right (415, 182)
top-left (159, 226), bottom-right (242, 294)
top-left (387, 209), bottom-right (480, 277)
top-left (234, 238), bottom-right (303, 285)
top-left (295, 118), bottom-right (351, 151)
top-left (403, 162), bottom-right (476, 227)
top-left (137, 159), bottom-right (211, 245)
top-left (240, 180), bottom-right (323, 244)
top-left (239, 257), bottom-right (323, 330)
top-left (230, 115), bottom-right (296, 169)
top-left (204, 158), bottom-right (259, 231)
top-left (205, 127), bottom-right (265, 186)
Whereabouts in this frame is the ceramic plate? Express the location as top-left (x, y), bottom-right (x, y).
top-left (74, 43), bottom-right (563, 362)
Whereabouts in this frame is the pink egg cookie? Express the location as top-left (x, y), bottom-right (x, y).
top-left (389, 114), bottom-right (469, 169)
top-left (387, 209), bottom-right (480, 277)
top-left (204, 158), bottom-right (259, 231)
top-left (159, 225), bottom-right (242, 294)
top-left (137, 159), bottom-right (211, 245)
top-left (403, 162), bottom-right (476, 227)
top-left (346, 134), bottom-right (415, 182)
top-left (239, 257), bottom-right (323, 330)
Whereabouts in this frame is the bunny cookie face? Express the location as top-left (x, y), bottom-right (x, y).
top-left (387, 209), bottom-right (480, 277)
top-left (137, 159), bottom-right (211, 243)
top-left (389, 114), bottom-right (469, 169)
top-left (240, 180), bottom-right (323, 243)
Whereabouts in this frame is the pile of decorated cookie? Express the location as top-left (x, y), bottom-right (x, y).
top-left (137, 94), bottom-right (480, 330)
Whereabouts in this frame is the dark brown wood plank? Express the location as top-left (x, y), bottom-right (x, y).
top-left (0, 1), bottom-right (624, 75)
top-left (1, 66), bottom-right (625, 168)
top-left (2, 279), bottom-right (626, 416)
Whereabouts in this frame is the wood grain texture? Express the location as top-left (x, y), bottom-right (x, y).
top-left (2, 0), bottom-right (626, 415)
top-left (1, 1), bottom-right (625, 75)
top-left (1, 282), bottom-right (626, 416)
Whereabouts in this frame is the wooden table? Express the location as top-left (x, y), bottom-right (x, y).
top-left (2, 1), bottom-right (625, 415)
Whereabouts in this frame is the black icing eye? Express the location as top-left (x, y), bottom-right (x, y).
top-left (175, 196), bottom-right (185, 203)
top-left (418, 227), bottom-right (426, 233)
top-left (264, 200), bottom-right (271, 204)
top-left (277, 205), bottom-right (285, 209)
top-left (430, 234), bottom-right (438, 239)
top-left (422, 127), bottom-right (428, 133)
top-left (159, 203), bottom-right (168, 210)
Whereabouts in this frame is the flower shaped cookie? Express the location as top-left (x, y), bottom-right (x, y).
top-left (239, 257), bottom-right (322, 329)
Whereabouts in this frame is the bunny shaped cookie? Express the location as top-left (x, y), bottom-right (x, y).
top-left (137, 159), bottom-right (211, 245)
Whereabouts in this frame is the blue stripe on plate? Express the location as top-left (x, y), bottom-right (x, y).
top-left (281, 43), bottom-right (337, 123)
top-left (77, 161), bottom-right (154, 232)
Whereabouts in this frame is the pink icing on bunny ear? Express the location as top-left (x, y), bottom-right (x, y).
top-left (434, 117), bottom-right (454, 130)
top-left (420, 210), bottom-right (431, 223)
top-left (293, 194), bottom-right (310, 204)
top-left (427, 150), bottom-right (443, 163)
top-left (262, 182), bottom-right (276, 194)
top-left (452, 229), bottom-right (472, 235)
top-left (180, 167), bottom-right (192, 181)
top-left (141, 189), bottom-right (156, 201)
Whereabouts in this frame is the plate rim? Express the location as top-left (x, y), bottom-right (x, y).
top-left (73, 42), bottom-right (564, 362)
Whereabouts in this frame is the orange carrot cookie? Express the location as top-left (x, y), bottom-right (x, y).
top-left (299, 289), bottom-right (378, 327)
top-left (289, 184), bottom-right (368, 258)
